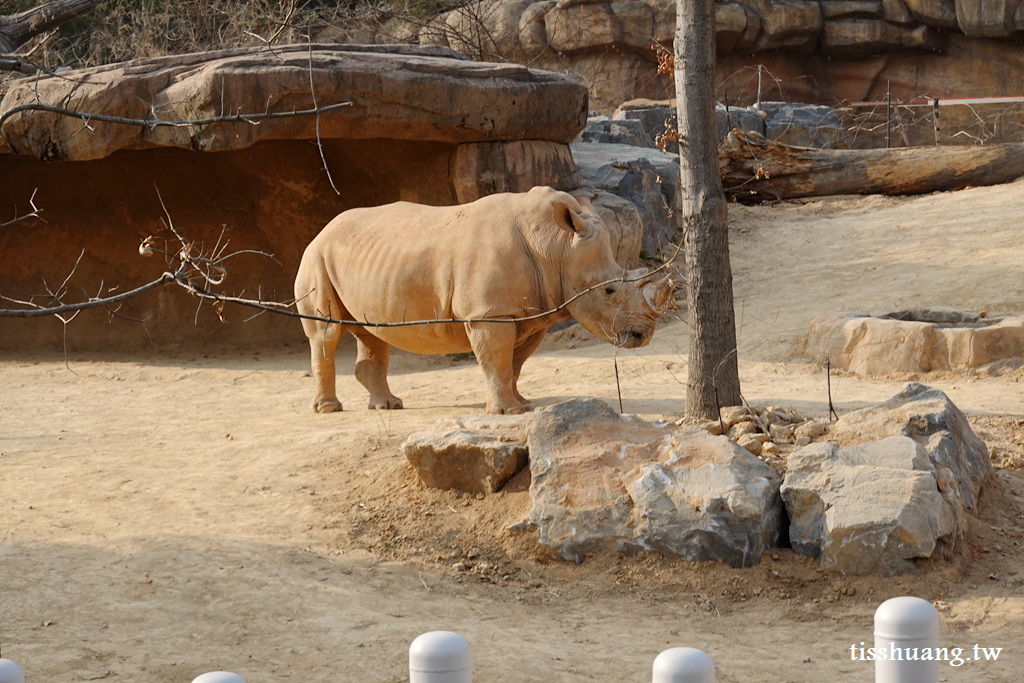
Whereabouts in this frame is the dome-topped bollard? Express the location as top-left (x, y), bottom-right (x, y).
top-left (191, 672), bottom-right (246, 683)
top-left (0, 659), bottom-right (25, 683)
top-left (874, 596), bottom-right (940, 683)
top-left (652, 647), bottom-right (716, 683)
top-left (409, 631), bottom-right (472, 683)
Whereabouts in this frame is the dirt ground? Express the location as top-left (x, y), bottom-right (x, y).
top-left (3, 180), bottom-right (1024, 682)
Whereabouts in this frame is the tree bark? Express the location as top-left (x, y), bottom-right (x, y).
top-left (676, 0), bottom-right (741, 420)
top-left (720, 129), bottom-right (1024, 201)
top-left (0, 0), bottom-right (97, 54)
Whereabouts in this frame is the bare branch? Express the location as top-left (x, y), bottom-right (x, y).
top-left (0, 100), bottom-right (352, 131)
top-left (0, 272), bottom-right (177, 317)
top-left (307, 38), bottom-right (340, 195)
top-left (1, 188), bottom-right (43, 227)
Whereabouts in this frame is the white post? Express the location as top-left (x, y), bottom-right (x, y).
top-left (191, 673), bottom-right (246, 683)
top-left (409, 631), bottom-right (471, 683)
top-left (0, 659), bottom-right (25, 683)
top-left (874, 596), bottom-right (939, 683)
top-left (653, 647), bottom-right (716, 683)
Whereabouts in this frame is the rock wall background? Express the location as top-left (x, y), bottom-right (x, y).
top-left (347, 0), bottom-right (1024, 144)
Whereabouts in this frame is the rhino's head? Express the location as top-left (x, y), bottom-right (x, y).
top-left (549, 195), bottom-right (675, 348)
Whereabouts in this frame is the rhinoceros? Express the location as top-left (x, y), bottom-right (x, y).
top-left (294, 186), bottom-right (674, 414)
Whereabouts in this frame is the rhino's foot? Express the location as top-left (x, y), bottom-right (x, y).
top-left (486, 404), bottom-right (525, 415)
top-left (313, 399), bottom-right (342, 413)
top-left (368, 396), bottom-right (403, 410)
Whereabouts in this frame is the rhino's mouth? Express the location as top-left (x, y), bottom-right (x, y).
top-left (616, 328), bottom-right (649, 348)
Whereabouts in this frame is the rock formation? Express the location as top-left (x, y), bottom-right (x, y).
top-left (365, 0), bottom-right (1024, 132)
top-left (0, 44), bottom-right (589, 348)
top-left (809, 309), bottom-right (1024, 376)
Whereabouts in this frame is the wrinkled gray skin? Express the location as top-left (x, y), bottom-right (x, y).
top-left (294, 186), bottom-right (674, 414)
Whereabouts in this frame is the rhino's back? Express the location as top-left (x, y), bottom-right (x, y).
top-left (305, 195), bottom-right (550, 354)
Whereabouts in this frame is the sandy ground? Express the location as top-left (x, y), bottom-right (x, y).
top-left (3, 180), bottom-right (1024, 682)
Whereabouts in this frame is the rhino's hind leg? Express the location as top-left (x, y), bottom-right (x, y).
top-left (511, 329), bottom-right (547, 410)
top-left (295, 260), bottom-right (348, 413)
top-left (353, 331), bottom-right (403, 410)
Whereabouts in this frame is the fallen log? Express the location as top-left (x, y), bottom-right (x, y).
top-left (0, 0), bottom-right (97, 54)
top-left (719, 129), bottom-right (1024, 202)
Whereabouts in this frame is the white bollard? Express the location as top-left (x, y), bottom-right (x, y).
top-left (652, 647), bottom-right (716, 683)
top-left (190, 672), bottom-right (246, 683)
top-left (874, 596), bottom-right (939, 683)
top-left (0, 659), bottom-right (25, 683)
top-left (409, 631), bottom-right (471, 683)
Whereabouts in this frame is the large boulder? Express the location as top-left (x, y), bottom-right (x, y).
top-left (573, 189), bottom-right (645, 269)
top-left (516, 399), bottom-right (785, 566)
top-left (781, 436), bottom-right (965, 575)
top-left (826, 383), bottom-right (993, 511)
top-left (758, 101), bottom-right (848, 148)
top-left (570, 142), bottom-right (680, 255)
top-left (0, 45), bottom-right (589, 349)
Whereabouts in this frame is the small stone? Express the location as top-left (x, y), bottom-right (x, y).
top-left (762, 441), bottom-right (779, 456)
top-left (794, 421), bottom-right (829, 440)
top-left (608, 566), bottom-right (621, 574)
top-left (728, 421), bottom-right (759, 439)
top-left (466, 547), bottom-right (481, 559)
top-left (795, 436), bottom-right (812, 447)
top-left (737, 433), bottom-right (763, 456)
top-left (720, 405), bottom-right (750, 428)
top-left (769, 422), bottom-right (796, 443)
top-left (452, 562), bottom-right (468, 571)
top-left (699, 419), bottom-right (723, 436)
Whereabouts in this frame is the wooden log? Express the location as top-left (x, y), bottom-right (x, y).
top-left (0, 0), bottom-right (97, 54)
top-left (719, 129), bottom-right (1024, 202)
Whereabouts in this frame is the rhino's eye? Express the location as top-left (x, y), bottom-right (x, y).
top-left (604, 285), bottom-right (616, 295)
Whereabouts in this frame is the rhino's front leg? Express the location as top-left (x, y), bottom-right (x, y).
top-left (511, 328), bottom-right (546, 409)
top-left (467, 322), bottom-right (523, 414)
top-left (353, 330), bottom-right (403, 410)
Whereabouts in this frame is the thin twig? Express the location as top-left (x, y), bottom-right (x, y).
top-left (307, 37), bottom-right (340, 195)
top-left (0, 100), bottom-right (352, 132)
top-left (1, 188), bottom-right (44, 227)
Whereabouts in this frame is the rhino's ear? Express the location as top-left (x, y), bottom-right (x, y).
top-left (552, 201), bottom-right (594, 238)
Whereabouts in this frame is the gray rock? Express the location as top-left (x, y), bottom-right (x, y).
top-left (781, 436), bottom-right (964, 575)
top-left (580, 189), bottom-right (644, 269)
top-left (570, 142), bottom-right (679, 205)
top-left (758, 101), bottom-right (847, 148)
top-left (601, 158), bottom-right (674, 257)
top-left (828, 383), bottom-right (992, 510)
top-left (570, 142), bottom-right (680, 256)
top-left (613, 105), bottom-right (678, 152)
top-left (715, 103), bottom-right (766, 140)
top-left (577, 116), bottom-right (655, 148)
top-left (628, 429), bottom-right (784, 567)
top-left (518, 399), bottom-right (784, 567)
top-left (403, 429), bottom-right (528, 494)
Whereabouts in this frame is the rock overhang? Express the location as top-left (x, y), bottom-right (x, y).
top-left (0, 43), bottom-right (590, 162)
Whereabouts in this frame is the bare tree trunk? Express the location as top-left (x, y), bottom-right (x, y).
top-left (720, 129), bottom-right (1024, 201)
top-left (676, 0), bottom-right (741, 420)
top-left (0, 0), bottom-right (96, 54)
